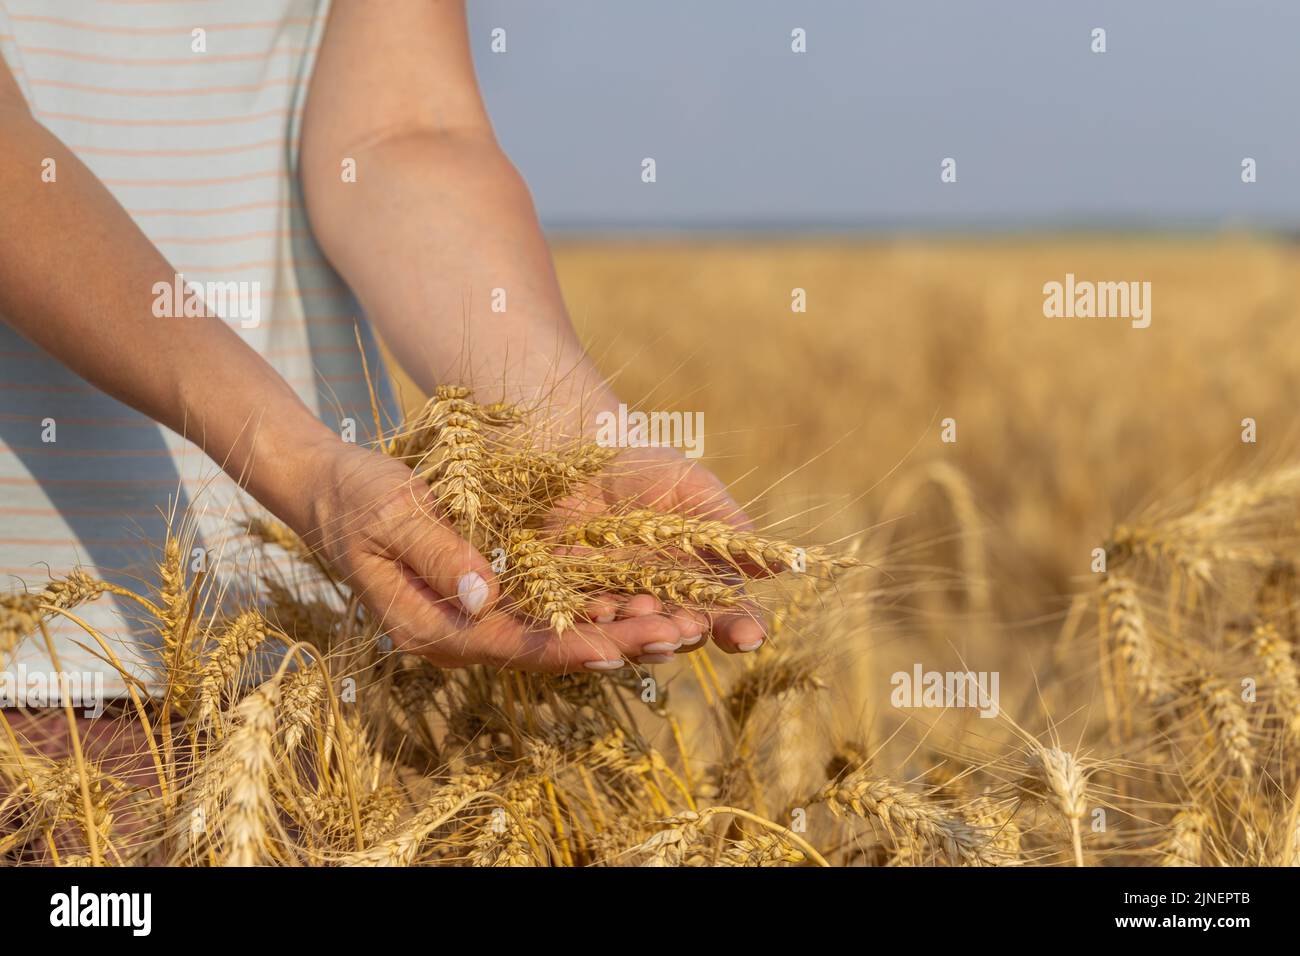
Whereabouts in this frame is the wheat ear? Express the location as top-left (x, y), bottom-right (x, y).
top-left (563, 508), bottom-right (857, 576)
top-left (218, 683), bottom-right (280, 867)
top-left (818, 769), bottom-right (1010, 866)
top-left (1101, 575), bottom-right (1175, 704)
top-left (1022, 747), bottom-right (1089, 867)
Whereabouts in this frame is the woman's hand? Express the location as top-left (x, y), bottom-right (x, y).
top-left (297, 0), bottom-right (766, 668)
top-left (297, 440), bottom-right (693, 673)
top-left (565, 445), bottom-right (768, 656)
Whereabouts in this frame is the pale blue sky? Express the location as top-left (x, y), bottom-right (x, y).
top-left (466, 0), bottom-right (1300, 231)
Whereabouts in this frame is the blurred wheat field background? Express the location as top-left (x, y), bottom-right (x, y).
top-left (553, 235), bottom-right (1299, 609)
top-left (8, 236), bottom-right (1300, 867)
top-left (549, 236), bottom-right (1300, 865)
top-left (376, 236), bottom-right (1300, 863)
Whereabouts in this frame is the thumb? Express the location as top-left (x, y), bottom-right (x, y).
top-left (385, 507), bottom-right (500, 617)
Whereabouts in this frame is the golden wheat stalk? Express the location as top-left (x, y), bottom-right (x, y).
top-left (563, 508), bottom-right (856, 576)
top-left (217, 683), bottom-right (280, 867)
top-left (597, 565), bottom-right (746, 608)
top-left (485, 444), bottom-right (615, 517)
top-left (1250, 622), bottom-right (1300, 742)
top-left (1022, 747), bottom-right (1089, 866)
top-left (501, 529), bottom-right (583, 634)
top-left (1190, 672), bottom-right (1255, 781)
top-left (1, 570), bottom-right (107, 657)
top-left (818, 769), bottom-right (1010, 866)
top-left (195, 611), bottom-right (271, 724)
top-left (1159, 808), bottom-right (1207, 866)
top-left (1101, 575), bottom-right (1174, 704)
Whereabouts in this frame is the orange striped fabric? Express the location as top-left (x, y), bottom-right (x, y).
top-left (0, 1), bottom-right (392, 694)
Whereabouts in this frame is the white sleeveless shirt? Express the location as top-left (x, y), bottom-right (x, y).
top-left (0, 1), bottom-right (390, 694)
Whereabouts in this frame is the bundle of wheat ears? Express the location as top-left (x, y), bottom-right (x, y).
top-left (388, 386), bottom-right (855, 635)
top-left (2, 387), bottom-right (1299, 866)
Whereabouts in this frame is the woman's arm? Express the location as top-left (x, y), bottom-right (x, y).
top-left (0, 43), bottom-right (688, 671)
top-left (299, 1), bottom-right (766, 654)
top-left (0, 63), bottom-right (333, 539)
top-left (300, 0), bottom-right (618, 436)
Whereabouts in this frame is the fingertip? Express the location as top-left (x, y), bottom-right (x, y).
top-left (620, 593), bottom-right (663, 618)
top-left (677, 630), bottom-right (707, 653)
top-left (667, 606), bottom-right (707, 643)
top-left (585, 614), bottom-right (679, 656)
top-left (584, 594), bottom-right (621, 624)
top-left (630, 613), bottom-right (680, 648)
top-left (712, 610), bottom-right (767, 654)
top-left (452, 541), bottom-right (503, 616)
top-left (456, 571), bottom-right (490, 616)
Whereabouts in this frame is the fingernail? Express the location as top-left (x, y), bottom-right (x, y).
top-left (584, 658), bottom-right (625, 671)
top-left (636, 654), bottom-right (675, 665)
top-left (642, 641), bottom-right (682, 654)
top-left (457, 572), bottom-right (489, 615)
top-left (680, 632), bottom-right (704, 646)
top-left (596, 612), bottom-right (617, 623)
top-left (737, 639), bottom-right (764, 653)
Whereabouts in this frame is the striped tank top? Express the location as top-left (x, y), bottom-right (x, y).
top-left (0, 0), bottom-right (390, 693)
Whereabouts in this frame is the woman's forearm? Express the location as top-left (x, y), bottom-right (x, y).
top-left (0, 106), bottom-right (337, 534)
top-left (302, 127), bottom-right (619, 436)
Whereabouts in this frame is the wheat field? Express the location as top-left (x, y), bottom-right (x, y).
top-left (4, 236), bottom-right (1300, 866)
